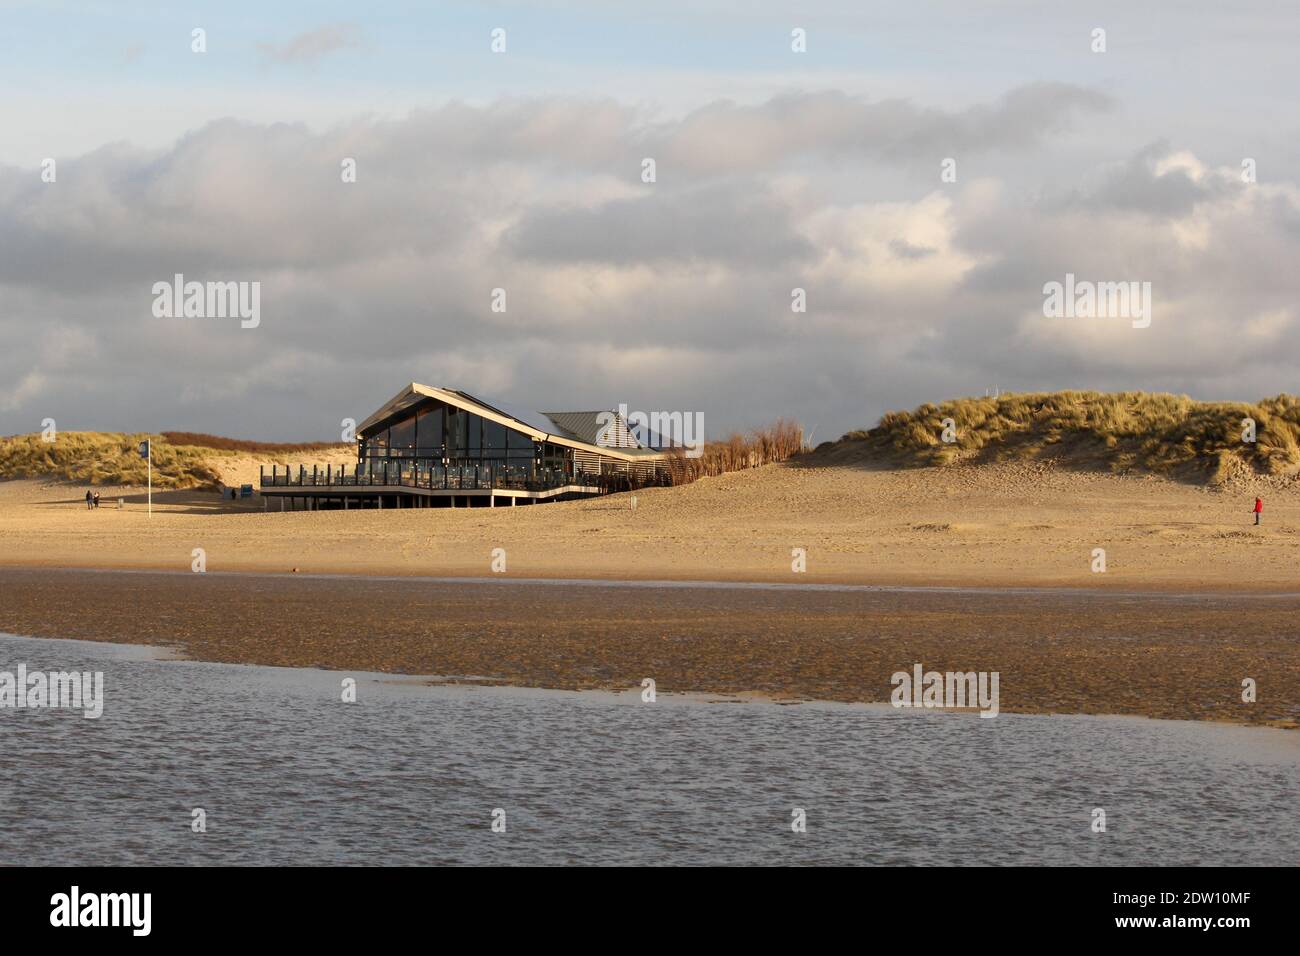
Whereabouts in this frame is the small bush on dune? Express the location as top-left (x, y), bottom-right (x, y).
top-left (656, 419), bottom-right (804, 487)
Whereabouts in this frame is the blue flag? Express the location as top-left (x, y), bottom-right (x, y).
top-left (138, 439), bottom-right (150, 459)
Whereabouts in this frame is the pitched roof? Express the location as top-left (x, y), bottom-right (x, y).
top-left (540, 410), bottom-right (642, 448)
top-left (357, 384), bottom-right (667, 461)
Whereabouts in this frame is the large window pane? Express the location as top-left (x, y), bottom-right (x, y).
top-left (416, 405), bottom-right (443, 456)
top-left (389, 414), bottom-right (415, 457)
top-left (507, 428), bottom-right (533, 450)
top-left (483, 418), bottom-right (506, 453)
top-left (446, 407), bottom-right (465, 453)
top-left (467, 414), bottom-right (482, 453)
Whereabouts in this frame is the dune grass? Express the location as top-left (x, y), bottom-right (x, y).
top-left (829, 391), bottom-right (1300, 484)
top-left (158, 432), bottom-right (346, 455)
top-left (0, 432), bottom-right (351, 489)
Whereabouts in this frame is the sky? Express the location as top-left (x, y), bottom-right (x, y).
top-left (2, 0), bottom-right (1299, 442)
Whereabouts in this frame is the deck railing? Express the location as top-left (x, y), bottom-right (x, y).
top-left (260, 462), bottom-right (594, 493)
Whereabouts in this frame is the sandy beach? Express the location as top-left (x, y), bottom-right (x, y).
top-left (0, 464), bottom-right (1296, 726)
top-left (0, 458), bottom-right (1296, 589)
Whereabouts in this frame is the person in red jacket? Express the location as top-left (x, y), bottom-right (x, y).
top-left (1253, 497), bottom-right (1263, 526)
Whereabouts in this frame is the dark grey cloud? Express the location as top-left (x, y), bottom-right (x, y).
top-left (1049, 142), bottom-right (1239, 218)
top-left (889, 239), bottom-right (936, 260)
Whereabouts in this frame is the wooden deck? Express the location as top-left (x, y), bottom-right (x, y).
top-left (258, 483), bottom-right (601, 509)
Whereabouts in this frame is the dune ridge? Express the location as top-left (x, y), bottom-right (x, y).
top-left (0, 431), bottom-right (353, 490)
top-left (821, 390), bottom-right (1300, 487)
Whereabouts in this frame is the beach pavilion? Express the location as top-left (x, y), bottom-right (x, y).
top-left (260, 383), bottom-right (672, 509)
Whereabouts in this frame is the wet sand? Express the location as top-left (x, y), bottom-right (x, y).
top-left (0, 567), bottom-right (1294, 726)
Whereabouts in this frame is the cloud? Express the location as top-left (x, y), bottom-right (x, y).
top-left (653, 84), bottom-right (1114, 174)
top-left (257, 23), bottom-right (364, 66)
top-left (504, 182), bottom-right (816, 266)
top-left (0, 86), bottom-right (1296, 441)
top-left (1050, 142), bottom-right (1240, 219)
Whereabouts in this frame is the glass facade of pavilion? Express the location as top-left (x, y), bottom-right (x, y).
top-left (359, 396), bottom-right (575, 487)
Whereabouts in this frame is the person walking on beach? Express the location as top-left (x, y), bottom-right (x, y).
top-left (93, 492), bottom-right (101, 509)
top-left (1254, 496), bottom-right (1263, 526)
top-left (85, 489), bottom-right (93, 510)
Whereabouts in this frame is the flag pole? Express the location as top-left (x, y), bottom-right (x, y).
top-left (139, 438), bottom-right (152, 516)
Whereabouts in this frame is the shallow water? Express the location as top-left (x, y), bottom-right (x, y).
top-left (0, 633), bottom-right (1295, 866)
